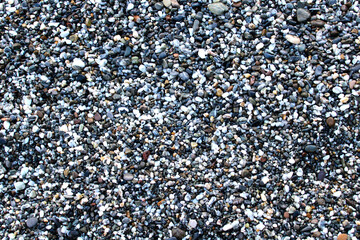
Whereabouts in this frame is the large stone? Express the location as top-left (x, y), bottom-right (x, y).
top-left (297, 8), bottom-right (311, 22)
top-left (208, 2), bottom-right (229, 15)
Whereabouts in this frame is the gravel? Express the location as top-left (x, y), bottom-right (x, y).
top-left (0, 0), bottom-right (359, 239)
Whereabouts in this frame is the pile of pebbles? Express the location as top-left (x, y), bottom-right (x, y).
top-left (0, 0), bottom-right (360, 239)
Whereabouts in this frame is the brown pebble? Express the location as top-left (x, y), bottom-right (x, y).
top-left (337, 234), bottom-right (348, 240)
top-left (143, 150), bottom-right (151, 161)
top-left (326, 117), bottom-right (335, 127)
top-left (226, 85), bottom-right (234, 92)
top-left (87, 117), bottom-right (94, 124)
top-left (36, 111), bottom-right (44, 119)
top-left (260, 157), bottom-right (267, 163)
top-left (284, 212), bottom-right (290, 218)
top-left (311, 19), bottom-right (326, 27)
top-left (94, 113), bottom-right (102, 121)
top-left (341, 4), bottom-right (348, 11)
top-left (74, 119), bottom-right (81, 124)
top-left (313, 231), bottom-right (321, 237)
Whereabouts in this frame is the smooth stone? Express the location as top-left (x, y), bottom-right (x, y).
top-left (297, 8), bottom-right (311, 22)
top-left (285, 35), bottom-right (301, 44)
top-left (318, 171), bottom-right (326, 181)
top-left (337, 234), bottom-right (348, 240)
top-left (163, 0), bottom-right (171, 7)
top-left (311, 19), bottom-right (326, 27)
top-left (154, 2), bottom-right (163, 10)
top-left (315, 65), bottom-right (323, 76)
top-left (123, 173), bottom-right (134, 181)
top-left (0, 138), bottom-right (6, 145)
top-left (198, 49), bottom-right (207, 59)
top-left (305, 145), bottom-right (317, 153)
top-left (72, 58), bottom-right (85, 69)
top-left (76, 75), bottom-right (87, 83)
top-left (179, 72), bottom-right (189, 81)
top-left (326, 117), bottom-right (335, 127)
top-left (208, 2), bottom-right (229, 15)
top-left (26, 217), bottom-right (38, 228)
top-left (193, 20), bottom-right (200, 32)
top-left (172, 228), bottom-right (186, 239)
top-left (124, 46), bottom-right (132, 57)
top-left (94, 113), bottom-right (102, 121)
top-left (14, 182), bottom-right (26, 191)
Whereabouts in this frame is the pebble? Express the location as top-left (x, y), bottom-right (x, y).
top-left (297, 8), bottom-right (311, 22)
top-left (198, 49), bottom-right (207, 59)
top-left (285, 35), bottom-right (301, 44)
top-left (123, 173), bottom-right (134, 181)
top-left (317, 171), bottom-right (326, 181)
top-left (337, 234), bottom-right (348, 240)
top-left (14, 182), bottom-right (25, 191)
top-left (311, 20), bottom-right (326, 27)
top-left (72, 58), bottom-right (85, 69)
top-left (172, 228), bottom-right (186, 239)
top-left (326, 117), bottom-right (335, 127)
top-left (305, 145), bottom-right (318, 153)
top-left (208, 2), bottom-right (229, 15)
top-left (26, 217), bottom-right (38, 228)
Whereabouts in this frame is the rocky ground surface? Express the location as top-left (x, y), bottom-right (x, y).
top-left (0, 0), bottom-right (360, 239)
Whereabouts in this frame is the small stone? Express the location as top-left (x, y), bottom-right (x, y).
top-left (172, 228), bottom-right (186, 239)
top-left (123, 173), bottom-right (134, 181)
top-left (315, 65), bottom-right (323, 76)
top-left (332, 86), bottom-right (343, 94)
top-left (14, 182), bottom-right (25, 191)
top-left (222, 220), bottom-right (239, 231)
top-left (142, 150), bottom-right (151, 161)
top-left (311, 20), bottom-right (326, 27)
top-left (297, 8), bottom-right (311, 22)
top-left (26, 217), bottom-right (38, 228)
top-left (69, 34), bottom-right (78, 42)
top-left (326, 117), bottom-right (335, 127)
top-left (241, 169), bottom-right (251, 177)
top-left (284, 212), bottom-right (290, 218)
top-left (317, 170), bottom-right (326, 181)
top-left (72, 58), bottom-right (85, 69)
top-left (313, 231), bottom-right (321, 237)
top-left (216, 88), bottom-right (223, 97)
top-left (198, 49), bottom-right (207, 59)
top-left (171, 0), bottom-right (180, 8)
top-left (285, 35), bottom-right (301, 44)
top-left (188, 219), bottom-right (197, 228)
top-left (154, 2), bottom-right (163, 10)
top-left (94, 113), bottom-right (102, 121)
top-left (163, 0), bottom-right (171, 7)
top-left (85, 18), bottom-right (91, 27)
top-left (316, 198), bottom-right (325, 205)
top-left (131, 56), bottom-right (140, 64)
top-left (305, 145), bottom-right (317, 153)
top-left (208, 2), bottom-right (229, 15)
top-left (349, 80), bottom-right (356, 89)
top-left (337, 234), bottom-right (348, 240)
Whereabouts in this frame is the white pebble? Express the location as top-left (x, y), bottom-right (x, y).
top-left (14, 182), bottom-right (26, 191)
top-left (198, 49), bottom-right (207, 59)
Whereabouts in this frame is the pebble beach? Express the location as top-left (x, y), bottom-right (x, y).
top-left (0, 0), bottom-right (360, 239)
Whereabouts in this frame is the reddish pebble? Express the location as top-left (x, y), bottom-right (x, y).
top-left (284, 212), bottom-right (290, 218)
top-left (142, 150), bottom-right (151, 161)
top-left (337, 234), bottom-right (348, 240)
